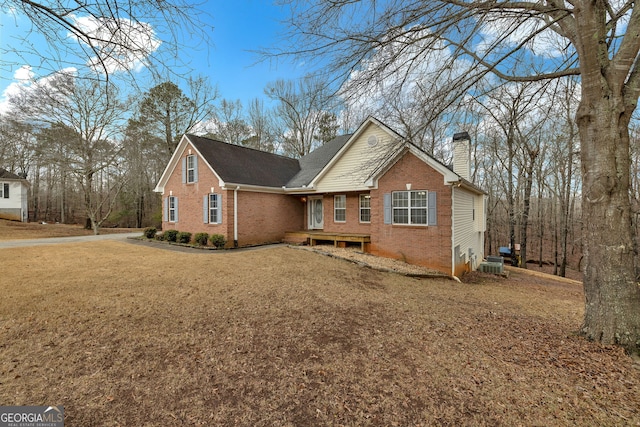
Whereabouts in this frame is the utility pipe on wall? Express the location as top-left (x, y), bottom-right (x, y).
top-left (234, 186), bottom-right (239, 247)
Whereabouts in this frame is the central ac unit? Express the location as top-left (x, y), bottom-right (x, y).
top-left (479, 262), bottom-right (504, 274)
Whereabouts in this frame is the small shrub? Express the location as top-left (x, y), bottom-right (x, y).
top-left (164, 229), bottom-right (179, 242)
top-left (154, 233), bottom-right (165, 241)
top-left (143, 227), bottom-right (157, 239)
top-left (209, 234), bottom-right (227, 248)
top-left (177, 231), bottom-right (192, 244)
top-left (194, 232), bottom-right (209, 246)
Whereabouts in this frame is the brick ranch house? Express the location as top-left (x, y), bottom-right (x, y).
top-left (154, 117), bottom-right (487, 276)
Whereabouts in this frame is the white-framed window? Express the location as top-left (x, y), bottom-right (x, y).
top-left (359, 194), bottom-right (371, 223)
top-left (186, 155), bottom-right (196, 183)
top-left (334, 195), bottom-right (346, 222)
top-left (209, 193), bottom-right (220, 223)
top-left (168, 196), bottom-right (177, 222)
top-left (0, 183), bottom-right (8, 198)
top-left (204, 193), bottom-right (223, 224)
top-left (392, 190), bottom-right (427, 225)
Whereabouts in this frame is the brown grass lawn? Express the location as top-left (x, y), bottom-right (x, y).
top-left (1, 240), bottom-right (639, 426)
top-left (0, 219), bottom-right (141, 240)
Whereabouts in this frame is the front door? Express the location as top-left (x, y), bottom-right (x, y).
top-left (309, 197), bottom-right (323, 229)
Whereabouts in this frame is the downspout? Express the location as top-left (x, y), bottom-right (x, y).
top-left (234, 186), bottom-right (239, 247)
top-left (451, 184), bottom-right (456, 278)
top-left (480, 195), bottom-right (487, 266)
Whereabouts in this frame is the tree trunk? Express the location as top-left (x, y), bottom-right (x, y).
top-left (164, 113), bottom-right (174, 159)
top-left (32, 166), bottom-right (40, 222)
top-left (91, 216), bottom-right (100, 235)
top-left (577, 95), bottom-right (640, 355)
top-left (44, 168), bottom-right (52, 221)
top-left (537, 171), bottom-right (544, 268)
top-left (83, 171), bottom-right (100, 234)
top-left (507, 129), bottom-right (517, 266)
top-left (520, 150), bottom-right (538, 269)
top-left (136, 192), bottom-right (144, 229)
top-left (553, 194), bottom-right (559, 276)
top-left (560, 137), bottom-right (574, 278)
top-left (60, 170), bottom-right (66, 224)
top-left (537, 198), bottom-right (543, 268)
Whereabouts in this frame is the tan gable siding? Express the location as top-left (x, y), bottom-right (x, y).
top-left (453, 187), bottom-right (484, 273)
top-left (453, 188), bottom-right (474, 249)
top-left (474, 194), bottom-right (486, 233)
top-left (315, 125), bottom-right (401, 192)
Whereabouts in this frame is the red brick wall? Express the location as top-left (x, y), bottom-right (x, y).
top-left (322, 192), bottom-right (372, 234)
top-left (161, 144), bottom-right (305, 246)
top-left (236, 191), bottom-right (304, 245)
top-left (369, 152), bottom-right (453, 274)
top-left (161, 143), bottom-right (453, 270)
top-left (161, 148), bottom-right (231, 237)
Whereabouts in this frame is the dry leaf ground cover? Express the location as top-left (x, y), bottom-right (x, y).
top-left (0, 219), bottom-right (139, 240)
top-left (1, 238), bottom-right (639, 426)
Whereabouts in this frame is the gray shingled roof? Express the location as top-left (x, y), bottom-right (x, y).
top-left (285, 134), bottom-right (352, 188)
top-left (187, 135), bottom-right (302, 187)
top-left (0, 168), bottom-right (24, 180)
top-left (186, 134), bottom-right (353, 189)
top-left (184, 132), bottom-right (483, 194)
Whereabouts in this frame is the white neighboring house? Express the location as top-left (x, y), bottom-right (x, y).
top-left (0, 168), bottom-right (29, 222)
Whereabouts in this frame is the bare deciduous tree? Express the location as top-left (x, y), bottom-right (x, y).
top-left (265, 76), bottom-right (334, 158)
top-left (120, 118), bottom-right (165, 228)
top-left (275, 0), bottom-right (640, 354)
top-left (246, 98), bottom-right (278, 152)
top-left (9, 72), bottom-right (128, 234)
top-left (210, 99), bottom-right (252, 146)
top-left (1, 0), bottom-right (213, 82)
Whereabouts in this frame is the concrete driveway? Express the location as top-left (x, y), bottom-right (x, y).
top-left (0, 232), bottom-right (142, 249)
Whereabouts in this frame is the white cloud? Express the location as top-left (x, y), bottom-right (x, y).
top-left (69, 15), bottom-right (162, 74)
top-left (13, 65), bottom-right (34, 82)
top-left (0, 67), bottom-right (77, 115)
top-left (339, 26), bottom-right (474, 130)
top-left (478, 14), bottom-right (570, 59)
top-left (0, 66), bottom-right (32, 114)
top-left (0, 83), bottom-right (22, 114)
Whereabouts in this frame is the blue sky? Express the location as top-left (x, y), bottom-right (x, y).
top-left (200, 1), bottom-right (304, 103)
top-left (0, 1), bottom-right (304, 109)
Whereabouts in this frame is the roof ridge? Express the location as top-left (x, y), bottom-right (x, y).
top-left (185, 134), bottom-right (297, 161)
top-left (0, 167), bottom-right (25, 180)
top-left (185, 133), bottom-right (301, 188)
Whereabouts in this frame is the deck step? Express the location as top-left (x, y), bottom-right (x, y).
top-left (284, 231), bottom-right (371, 252)
top-left (283, 232), bottom-right (309, 245)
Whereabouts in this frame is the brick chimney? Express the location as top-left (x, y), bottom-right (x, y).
top-left (452, 132), bottom-right (471, 181)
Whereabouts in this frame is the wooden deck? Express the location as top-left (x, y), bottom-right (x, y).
top-left (284, 231), bottom-right (371, 252)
